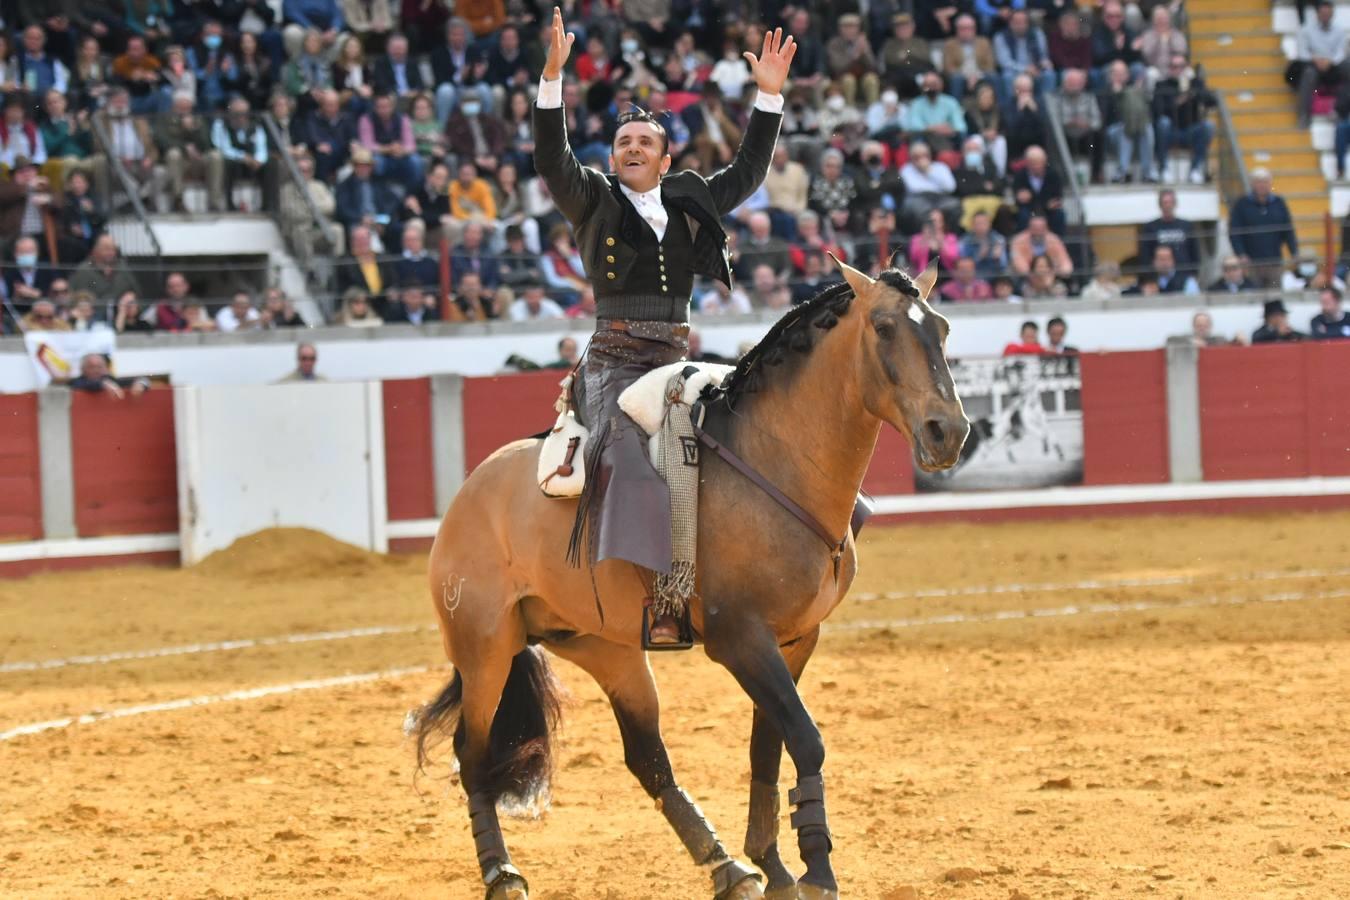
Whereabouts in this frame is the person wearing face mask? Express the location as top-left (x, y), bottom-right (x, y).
top-left (189, 21), bottom-right (229, 111)
top-left (445, 93), bottom-right (510, 175)
top-left (866, 89), bottom-right (907, 141)
top-left (817, 86), bottom-right (862, 138)
top-left (4, 236), bottom-right (53, 307)
top-left (710, 37), bottom-right (752, 99)
top-left (853, 140), bottom-right (905, 220)
top-left (954, 135), bottom-right (1006, 230)
top-left (533, 7), bottom-right (792, 649)
top-left (902, 71), bottom-right (966, 152)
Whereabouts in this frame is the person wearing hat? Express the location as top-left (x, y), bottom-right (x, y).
top-left (534, 7), bottom-right (792, 645)
top-left (334, 144), bottom-right (400, 242)
top-left (0, 155), bottom-right (52, 247)
top-left (826, 13), bottom-right (880, 106)
top-left (1252, 299), bottom-right (1308, 344)
top-left (881, 12), bottom-right (933, 99)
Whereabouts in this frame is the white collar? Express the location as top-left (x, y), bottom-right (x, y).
top-left (620, 181), bottom-right (662, 204)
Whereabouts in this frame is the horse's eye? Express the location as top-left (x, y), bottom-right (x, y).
top-left (875, 321), bottom-right (897, 341)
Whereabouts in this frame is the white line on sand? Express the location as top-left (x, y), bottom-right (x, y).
top-left (0, 625), bottom-right (431, 675)
top-left (0, 665), bottom-right (436, 742)
top-left (851, 566), bottom-right (1350, 603)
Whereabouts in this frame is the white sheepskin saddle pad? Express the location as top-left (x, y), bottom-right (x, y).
top-left (617, 362), bottom-right (735, 436)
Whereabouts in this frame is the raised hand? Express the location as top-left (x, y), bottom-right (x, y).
top-left (543, 6), bottom-right (576, 80)
top-left (743, 27), bottom-right (797, 96)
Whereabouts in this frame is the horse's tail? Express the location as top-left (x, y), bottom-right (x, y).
top-left (412, 647), bottom-right (564, 809)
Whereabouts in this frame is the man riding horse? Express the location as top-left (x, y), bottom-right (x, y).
top-left (534, 7), bottom-right (796, 644)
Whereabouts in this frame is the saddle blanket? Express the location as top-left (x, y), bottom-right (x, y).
top-left (537, 362), bottom-right (734, 498)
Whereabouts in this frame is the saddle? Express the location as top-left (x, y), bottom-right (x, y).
top-left (536, 363), bottom-right (735, 497)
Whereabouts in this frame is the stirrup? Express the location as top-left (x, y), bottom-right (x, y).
top-left (642, 602), bottom-right (695, 651)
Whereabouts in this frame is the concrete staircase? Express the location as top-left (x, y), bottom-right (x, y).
top-left (1190, 0), bottom-right (1329, 257)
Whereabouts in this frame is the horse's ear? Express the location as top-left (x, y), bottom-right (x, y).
top-left (888, 247), bottom-right (907, 270)
top-left (828, 251), bottom-right (874, 298)
top-left (912, 263), bottom-right (939, 301)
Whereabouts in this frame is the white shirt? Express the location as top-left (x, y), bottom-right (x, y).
top-left (535, 75), bottom-right (785, 243)
top-left (215, 306), bottom-right (260, 332)
top-left (509, 297), bottom-right (566, 321)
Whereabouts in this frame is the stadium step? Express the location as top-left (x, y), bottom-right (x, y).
top-left (1191, 35), bottom-right (1283, 56)
top-left (1229, 109), bottom-right (1300, 130)
top-left (1187, 0), bottom-right (1269, 12)
top-left (1207, 69), bottom-right (1291, 92)
top-left (1206, 51), bottom-right (1286, 70)
top-left (1235, 128), bottom-right (1324, 149)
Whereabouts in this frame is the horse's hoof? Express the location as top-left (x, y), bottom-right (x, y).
top-left (721, 879), bottom-right (765, 900)
top-left (713, 859), bottom-right (764, 899)
top-left (485, 872), bottom-right (528, 900)
top-left (795, 884), bottom-right (838, 900)
top-left (764, 884), bottom-right (798, 900)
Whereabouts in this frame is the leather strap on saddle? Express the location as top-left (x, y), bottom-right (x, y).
top-left (690, 422), bottom-right (849, 580)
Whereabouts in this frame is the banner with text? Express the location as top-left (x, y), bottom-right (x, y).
top-left (22, 329), bottom-right (117, 388)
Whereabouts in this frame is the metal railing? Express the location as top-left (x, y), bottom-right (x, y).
top-left (1042, 100), bottom-right (1086, 230)
top-left (89, 115), bottom-right (164, 270)
top-left (1214, 93), bottom-right (1253, 208)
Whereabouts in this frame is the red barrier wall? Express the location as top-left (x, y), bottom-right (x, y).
top-left (1080, 350), bottom-right (1169, 485)
top-left (0, 393), bottom-right (42, 540)
top-left (70, 389), bottom-right (178, 536)
top-left (462, 371), bottom-right (561, 474)
top-left (1197, 343), bottom-right (1350, 480)
top-left (382, 378), bottom-right (436, 521)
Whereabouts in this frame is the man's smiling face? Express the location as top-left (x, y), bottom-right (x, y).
top-left (610, 120), bottom-right (670, 191)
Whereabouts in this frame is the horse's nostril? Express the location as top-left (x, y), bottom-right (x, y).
top-left (925, 419), bottom-right (945, 445)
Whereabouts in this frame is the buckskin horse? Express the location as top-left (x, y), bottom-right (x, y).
top-left (414, 257), bottom-right (970, 900)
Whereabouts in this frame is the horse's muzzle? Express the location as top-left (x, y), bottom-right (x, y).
top-left (914, 415), bottom-right (970, 472)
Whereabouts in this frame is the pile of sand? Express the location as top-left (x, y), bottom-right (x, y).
top-left (192, 528), bottom-right (395, 580)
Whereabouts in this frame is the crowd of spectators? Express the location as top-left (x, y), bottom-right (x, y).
top-left (0, 0), bottom-right (1333, 345)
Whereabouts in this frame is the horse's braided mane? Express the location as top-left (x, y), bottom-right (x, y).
top-left (711, 266), bottom-right (921, 406)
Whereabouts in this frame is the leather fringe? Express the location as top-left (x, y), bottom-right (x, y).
top-left (566, 418), bottom-right (608, 568)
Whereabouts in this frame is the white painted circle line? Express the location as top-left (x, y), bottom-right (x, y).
top-left (0, 624), bottom-right (433, 675)
top-left (0, 664), bottom-right (437, 742)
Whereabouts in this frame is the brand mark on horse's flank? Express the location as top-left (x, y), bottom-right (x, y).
top-left (680, 436), bottom-right (700, 467)
top-left (442, 575), bottom-right (467, 616)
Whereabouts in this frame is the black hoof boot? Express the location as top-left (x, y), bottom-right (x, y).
top-left (483, 862), bottom-right (528, 900)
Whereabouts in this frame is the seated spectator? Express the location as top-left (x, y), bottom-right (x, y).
top-left (332, 34), bottom-right (372, 112)
top-left (485, 24), bottom-right (533, 94)
top-left (160, 45), bottom-right (198, 112)
top-left (410, 93), bottom-right (447, 162)
top-left (853, 142), bottom-right (905, 223)
top-left (1152, 56), bottom-right (1215, 184)
top-left (1012, 146), bottom-right (1066, 234)
top-left (112, 36), bottom-right (163, 116)
top-left (280, 151), bottom-right (343, 268)
top-left (336, 224), bottom-right (393, 304)
top-left (1003, 320), bottom-right (1045, 356)
top-left (281, 0), bottom-right (345, 60)
top-left (283, 28), bottom-right (336, 109)
top-left (446, 161), bottom-right (498, 244)
top-left (5, 236), bottom-right (53, 306)
top-left (737, 211), bottom-right (792, 280)
top-left (826, 13), bottom-right (880, 106)
top-left (909, 208), bottom-right (959, 274)
top-left (1138, 188), bottom-right (1200, 274)
top-left (70, 234), bottom-right (138, 300)
top-left (1184, 310), bottom-right (1228, 347)
top-left (449, 221), bottom-right (498, 290)
top-left (816, 83), bottom-right (864, 144)
top-left (684, 83), bottom-right (747, 173)
top-left (1011, 214), bottom-right (1074, 278)
top-left (56, 169), bottom-right (104, 263)
top-left (359, 92), bottom-right (421, 190)
top-left (960, 209), bottom-right (1009, 279)
top-left (1048, 12), bottom-right (1093, 74)
top-left (154, 271), bottom-right (196, 331)
top-left (1152, 246), bottom-right (1199, 294)
top-left (0, 96), bottom-right (47, 174)
top-left (18, 25), bottom-right (71, 100)
top-left (1054, 68), bottom-right (1104, 182)
top-left (277, 342), bottom-right (326, 382)
top-left (1209, 256), bottom-right (1258, 293)
top-left (67, 295), bottom-right (105, 331)
top-left (541, 224), bottom-right (587, 302)
top-left (898, 140), bottom-right (960, 231)
top-left (995, 10), bottom-right (1055, 101)
top-left (336, 148), bottom-right (400, 244)
top-left (1252, 299), bottom-right (1308, 343)
top-left (395, 220), bottom-right (439, 289)
top-left (260, 287), bottom-right (306, 328)
top-left (943, 15), bottom-right (994, 102)
top-left (903, 71), bottom-right (966, 152)
top-left (95, 88), bottom-right (162, 211)
top-left (1135, 7), bottom-right (1187, 79)
top-left (941, 256), bottom-right (994, 302)
top-left (114, 290), bottom-right (155, 333)
top-left (430, 18), bottom-right (492, 126)
top-left (954, 135), bottom-right (1006, 229)
top-left (373, 33), bottom-right (422, 103)
top-left (1229, 168), bottom-right (1298, 288)
top-left (1025, 253), bottom-right (1069, 298)
top-left (1044, 317), bottom-right (1076, 355)
top-left (345, 0), bottom-right (393, 50)
top-left (212, 97), bottom-right (269, 209)
top-left (789, 210), bottom-right (849, 272)
top-left (1080, 260), bottom-right (1124, 302)
top-left (746, 263), bottom-right (792, 311)
top-left (400, 160), bottom-right (452, 238)
top-left (1004, 75), bottom-right (1051, 164)
top-left (21, 298), bottom-right (69, 331)
top-left (1092, 1), bottom-right (1142, 82)
top-left (38, 90), bottom-right (94, 190)
top-left (1099, 60), bottom-right (1154, 183)
top-left (384, 281), bottom-right (441, 324)
top-left (880, 13), bottom-right (932, 100)
top-left (445, 94), bottom-right (510, 176)
top-left (865, 90), bottom-right (906, 140)
top-left (992, 274), bottom-right (1024, 303)
top-left (1280, 257), bottom-right (1345, 293)
top-left (491, 162), bottom-right (538, 253)
top-left (808, 148), bottom-right (858, 224)
top-left (182, 302), bottom-right (216, 332)
top-left (221, 32), bottom-right (275, 112)
top-left (963, 81), bottom-right (1009, 174)
top-left (0, 156), bottom-right (52, 249)
top-left (1295, 1), bottom-right (1348, 129)
top-left (1311, 286), bottom-right (1350, 338)
top-left (68, 353), bottom-right (149, 396)
top-left (495, 225), bottom-right (546, 288)
top-left (508, 278), bottom-right (565, 321)
top-left (337, 288), bottom-right (386, 327)
top-left (790, 249), bottom-right (842, 305)
top-left (302, 88), bottom-right (353, 182)
top-left (695, 279), bottom-right (753, 315)
top-left (157, 91), bottom-right (226, 213)
top-left (452, 270), bottom-right (493, 320)
top-left (574, 34), bottom-right (615, 87)
top-left (784, 9), bottom-right (826, 96)
top-left (71, 35), bottom-right (113, 113)
top-left (215, 291), bottom-right (261, 332)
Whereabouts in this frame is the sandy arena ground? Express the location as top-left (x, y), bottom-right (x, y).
top-left (2, 513), bottom-right (1349, 899)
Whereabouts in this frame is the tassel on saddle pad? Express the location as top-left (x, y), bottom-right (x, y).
top-left (651, 370), bottom-right (701, 619)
